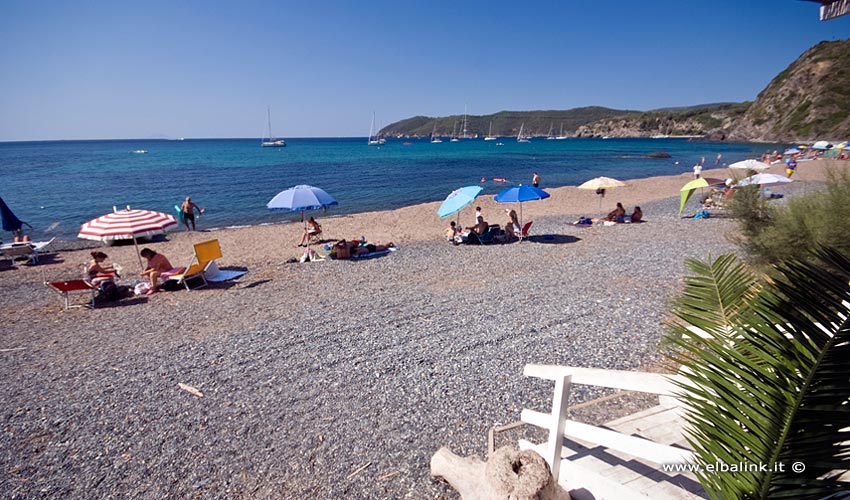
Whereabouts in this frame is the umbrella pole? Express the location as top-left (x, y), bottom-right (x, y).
top-left (133, 236), bottom-right (144, 272)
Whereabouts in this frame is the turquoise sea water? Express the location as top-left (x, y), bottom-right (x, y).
top-left (0, 137), bottom-right (784, 240)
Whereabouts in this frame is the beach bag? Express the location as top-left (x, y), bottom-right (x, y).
top-left (99, 281), bottom-right (120, 301)
top-left (134, 282), bottom-right (151, 296)
top-left (334, 241), bottom-right (350, 259)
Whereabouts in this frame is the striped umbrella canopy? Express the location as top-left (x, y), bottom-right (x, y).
top-left (78, 208), bottom-right (177, 269)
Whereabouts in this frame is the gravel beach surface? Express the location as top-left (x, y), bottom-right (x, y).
top-left (0, 162), bottom-right (839, 499)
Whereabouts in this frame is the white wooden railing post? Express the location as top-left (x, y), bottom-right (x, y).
top-left (546, 374), bottom-right (571, 483)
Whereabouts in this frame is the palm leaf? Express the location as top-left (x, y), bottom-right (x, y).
top-left (666, 250), bottom-right (850, 499)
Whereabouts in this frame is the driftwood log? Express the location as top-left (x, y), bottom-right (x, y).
top-left (431, 445), bottom-right (570, 500)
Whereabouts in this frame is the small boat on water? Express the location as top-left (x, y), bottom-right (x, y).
top-left (555, 123), bottom-right (568, 140)
top-left (367, 112), bottom-right (385, 145)
top-left (430, 122), bottom-right (442, 143)
top-left (261, 107), bottom-right (287, 147)
top-left (131, 150), bottom-right (148, 154)
top-left (517, 123), bottom-right (530, 143)
top-left (484, 121), bottom-right (497, 141)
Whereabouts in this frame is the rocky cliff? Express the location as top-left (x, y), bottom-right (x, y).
top-left (728, 38), bottom-right (850, 142)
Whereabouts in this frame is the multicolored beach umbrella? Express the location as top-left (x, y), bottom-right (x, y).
top-left (78, 208), bottom-right (178, 270)
top-left (437, 186), bottom-right (483, 218)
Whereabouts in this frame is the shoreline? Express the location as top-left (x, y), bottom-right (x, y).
top-left (38, 158), bottom-right (844, 252)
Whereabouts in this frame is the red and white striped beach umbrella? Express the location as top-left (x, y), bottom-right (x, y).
top-left (78, 208), bottom-right (177, 269)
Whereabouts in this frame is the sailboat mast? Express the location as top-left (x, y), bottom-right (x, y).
top-left (267, 107), bottom-right (273, 140)
top-left (462, 104), bottom-right (468, 138)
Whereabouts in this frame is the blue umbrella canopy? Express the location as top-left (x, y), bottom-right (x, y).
top-left (494, 185), bottom-right (550, 203)
top-left (0, 196), bottom-right (30, 232)
top-left (437, 186), bottom-right (483, 218)
top-left (494, 185), bottom-right (550, 227)
top-left (267, 185), bottom-right (338, 211)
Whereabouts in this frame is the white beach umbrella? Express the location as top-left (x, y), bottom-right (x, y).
top-left (728, 159), bottom-right (771, 171)
top-left (737, 173), bottom-right (793, 187)
top-left (578, 176), bottom-right (626, 211)
top-left (78, 208), bottom-right (178, 270)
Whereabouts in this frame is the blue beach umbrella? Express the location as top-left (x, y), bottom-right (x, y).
top-left (267, 185), bottom-right (338, 226)
top-left (0, 196), bottom-right (31, 234)
top-left (494, 185), bottom-right (550, 226)
top-left (437, 186), bottom-right (483, 218)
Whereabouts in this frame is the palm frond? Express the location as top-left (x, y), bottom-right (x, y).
top-left (665, 250), bottom-right (850, 499)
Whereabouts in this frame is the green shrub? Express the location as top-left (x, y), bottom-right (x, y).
top-left (729, 169), bottom-right (850, 268)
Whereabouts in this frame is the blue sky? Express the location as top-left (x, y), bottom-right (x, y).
top-left (1, 0), bottom-right (848, 141)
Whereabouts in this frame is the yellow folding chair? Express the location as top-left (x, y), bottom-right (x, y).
top-left (168, 239), bottom-right (223, 290)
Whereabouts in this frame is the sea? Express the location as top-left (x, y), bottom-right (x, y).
top-left (0, 137), bottom-right (785, 241)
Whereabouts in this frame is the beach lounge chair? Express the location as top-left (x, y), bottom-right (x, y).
top-left (166, 239), bottom-right (246, 290)
top-left (1, 244), bottom-right (35, 267)
top-left (46, 279), bottom-right (96, 310)
top-left (1, 237), bottom-right (56, 267)
top-left (518, 221), bottom-right (533, 241)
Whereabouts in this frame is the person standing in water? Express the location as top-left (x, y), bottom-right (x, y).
top-left (532, 172), bottom-right (541, 188)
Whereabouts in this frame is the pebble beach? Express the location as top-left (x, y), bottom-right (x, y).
top-left (0, 160), bottom-right (842, 499)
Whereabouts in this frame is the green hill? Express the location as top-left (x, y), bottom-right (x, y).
top-left (380, 106), bottom-right (632, 138)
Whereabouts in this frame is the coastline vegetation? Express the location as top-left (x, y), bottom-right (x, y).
top-left (728, 169), bottom-right (850, 268)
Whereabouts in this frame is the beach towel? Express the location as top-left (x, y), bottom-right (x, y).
top-left (351, 246), bottom-right (399, 260)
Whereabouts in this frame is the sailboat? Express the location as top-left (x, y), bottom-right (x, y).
top-left (261, 107), bottom-right (286, 147)
top-left (546, 122), bottom-right (555, 140)
top-left (450, 121), bottom-right (460, 142)
top-left (368, 112), bottom-right (383, 145)
top-left (430, 121), bottom-right (442, 143)
top-left (556, 122), bottom-right (568, 140)
top-left (517, 123), bottom-right (530, 143)
top-left (484, 121), bottom-right (497, 141)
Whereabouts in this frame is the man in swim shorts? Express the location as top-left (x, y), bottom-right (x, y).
top-left (180, 196), bottom-right (205, 232)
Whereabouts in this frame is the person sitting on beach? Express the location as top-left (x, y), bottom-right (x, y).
top-left (503, 209), bottom-right (520, 241)
top-left (461, 215), bottom-right (489, 244)
top-left (603, 203), bottom-right (626, 223)
top-left (630, 206), bottom-right (643, 223)
top-left (87, 251), bottom-right (119, 287)
top-left (468, 215), bottom-right (488, 235)
top-left (139, 248), bottom-right (173, 295)
top-left (445, 221), bottom-right (461, 241)
top-left (298, 217), bottom-right (322, 247)
top-left (180, 197), bottom-right (204, 232)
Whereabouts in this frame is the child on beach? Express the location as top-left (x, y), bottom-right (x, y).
top-left (445, 221), bottom-right (461, 241)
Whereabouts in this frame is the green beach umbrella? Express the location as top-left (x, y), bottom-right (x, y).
top-left (679, 177), bottom-right (723, 215)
